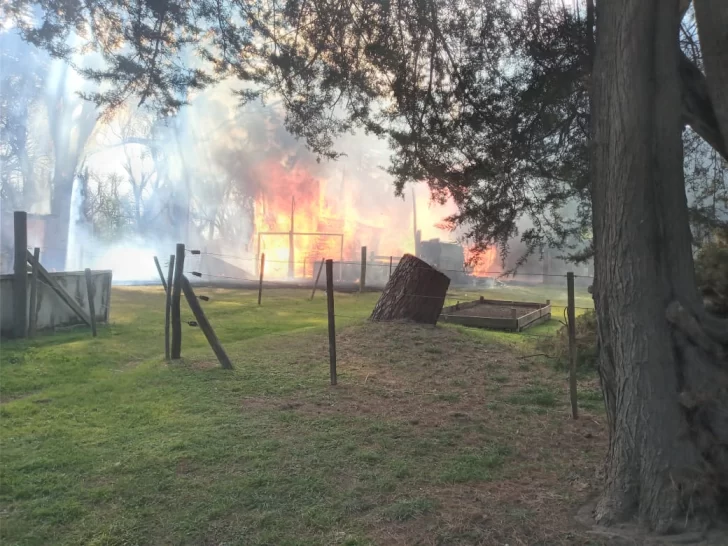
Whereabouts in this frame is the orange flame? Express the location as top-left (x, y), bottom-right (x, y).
top-left (465, 246), bottom-right (499, 277)
top-left (250, 160), bottom-right (499, 280)
top-left (252, 160), bottom-right (418, 278)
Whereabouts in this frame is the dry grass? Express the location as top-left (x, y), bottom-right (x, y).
top-left (238, 321), bottom-right (608, 545)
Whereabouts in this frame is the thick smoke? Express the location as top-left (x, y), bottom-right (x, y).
top-left (1, 23), bottom-right (603, 285)
top-left (1, 37), bottom-right (464, 281)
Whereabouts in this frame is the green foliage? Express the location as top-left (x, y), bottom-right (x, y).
top-left (538, 236), bottom-right (728, 370)
top-left (0, 32), bottom-right (48, 214)
top-left (695, 228), bottom-right (728, 316)
top-left (8, 0), bottom-right (595, 261)
top-left (540, 309), bottom-right (599, 373)
top-left (8, 0), bottom-right (727, 266)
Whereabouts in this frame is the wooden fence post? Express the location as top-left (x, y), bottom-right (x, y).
top-left (181, 275), bottom-right (233, 369)
top-left (13, 211), bottom-right (28, 338)
top-left (165, 255), bottom-right (175, 360)
top-left (171, 243), bottom-right (185, 359)
top-left (311, 258), bottom-right (325, 300)
top-left (84, 268), bottom-right (97, 337)
top-left (326, 259), bottom-right (337, 385)
top-left (389, 256), bottom-right (393, 278)
top-left (258, 253), bottom-right (265, 306)
top-left (567, 271), bottom-right (578, 419)
top-left (360, 246), bottom-right (367, 293)
top-left (154, 256), bottom-right (168, 293)
top-left (338, 237), bottom-right (344, 281)
top-left (28, 248), bottom-right (40, 337)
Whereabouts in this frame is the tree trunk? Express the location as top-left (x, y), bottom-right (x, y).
top-left (44, 93), bottom-right (97, 271)
top-left (370, 254), bottom-right (450, 325)
top-left (47, 174), bottom-right (74, 271)
top-left (591, 0), bottom-right (728, 533)
top-left (694, 0), bottom-right (728, 146)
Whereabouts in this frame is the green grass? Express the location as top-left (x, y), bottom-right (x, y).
top-left (380, 497), bottom-right (437, 521)
top-left (435, 392), bottom-right (461, 403)
top-left (440, 444), bottom-right (511, 483)
top-left (578, 387), bottom-right (604, 411)
top-left (0, 286), bottom-right (605, 546)
top-left (445, 282), bottom-right (593, 315)
top-left (506, 385), bottom-right (559, 408)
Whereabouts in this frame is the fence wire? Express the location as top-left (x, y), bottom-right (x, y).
top-left (13, 249), bottom-right (593, 342)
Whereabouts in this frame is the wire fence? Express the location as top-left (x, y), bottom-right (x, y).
top-left (11, 239), bottom-right (594, 351)
top-left (182, 248), bottom-right (594, 278)
top-left (178, 262), bottom-right (594, 313)
top-left (6, 211), bottom-right (589, 419)
top-left (20, 270), bottom-right (572, 351)
top-left (10, 244), bottom-right (589, 418)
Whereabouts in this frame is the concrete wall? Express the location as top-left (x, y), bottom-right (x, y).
top-left (0, 270), bottom-right (112, 337)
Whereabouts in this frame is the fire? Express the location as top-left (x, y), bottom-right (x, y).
top-left (252, 159), bottom-right (417, 279)
top-left (250, 159), bottom-right (498, 280)
top-left (465, 246), bottom-right (499, 277)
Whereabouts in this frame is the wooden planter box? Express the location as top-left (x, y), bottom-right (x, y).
top-left (439, 297), bottom-right (552, 331)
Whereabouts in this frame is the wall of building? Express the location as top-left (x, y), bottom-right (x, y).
top-left (0, 270), bottom-right (112, 336)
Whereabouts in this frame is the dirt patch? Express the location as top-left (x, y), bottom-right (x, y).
top-left (175, 458), bottom-right (196, 475)
top-left (368, 477), bottom-right (598, 546)
top-left (0, 393), bottom-right (32, 405)
top-left (241, 322), bottom-right (534, 428)
top-left (448, 302), bottom-right (541, 319)
top-left (0, 392), bottom-right (51, 405)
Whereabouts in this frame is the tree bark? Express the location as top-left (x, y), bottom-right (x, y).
top-left (591, 0), bottom-right (728, 533)
top-left (370, 254), bottom-right (450, 325)
top-left (693, 0), bottom-right (728, 149)
top-left (680, 51), bottom-right (728, 162)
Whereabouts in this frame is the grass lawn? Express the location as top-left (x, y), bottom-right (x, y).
top-left (1, 286), bottom-right (605, 545)
top-left (446, 281), bottom-right (594, 311)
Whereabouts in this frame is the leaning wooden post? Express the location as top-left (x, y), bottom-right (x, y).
top-left (258, 253), bottom-right (265, 306)
top-left (181, 275), bottom-right (233, 369)
top-left (360, 246), bottom-right (367, 293)
top-left (13, 211), bottom-right (28, 338)
top-left (171, 243), bottom-right (185, 359)
top-left (326, 259), bottom-right (337, 385)
top-left (26, 249), bottom-right (91, 326)
top-left (310, 258), bottom-right (325, 300)
top-left (389, 256), bottom-right (393, 278)
top-left (28, 248), bottom-right (40, 337)
top-left (84, 268), bottom-right (97, 337)
top-left (165, 255), bottom-right (175, 360)
top-left (153, 256), bottom-right (168, 294)
top-left (567, 271), bottom-right (578, 419)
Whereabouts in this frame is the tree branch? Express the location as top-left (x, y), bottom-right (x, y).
top-left (680, 51), bottom-right (728, 162)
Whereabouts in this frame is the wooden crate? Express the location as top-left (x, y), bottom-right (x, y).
top-left (439, 298), bottom-right (552, 331)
